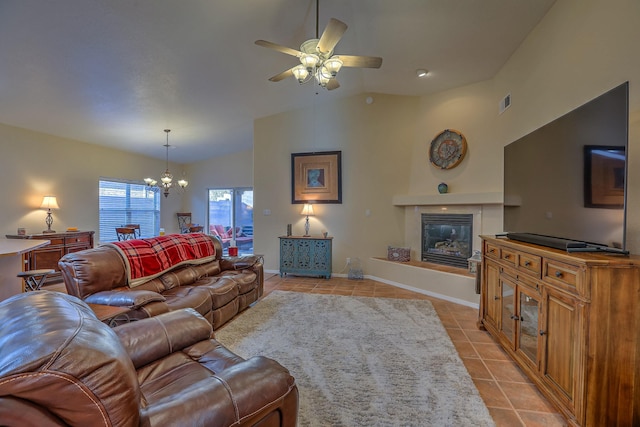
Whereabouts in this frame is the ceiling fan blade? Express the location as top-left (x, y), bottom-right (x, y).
top-left (317, 18), bottom-right (347, 54)
top-left (326, 79), bottom-right (340, 91)
top-left (334, 55), bottom-right (383, 69)
top-left (255, 40), bottom-right (302, 57)
top-left (268, 68), bottom-right (295, 82)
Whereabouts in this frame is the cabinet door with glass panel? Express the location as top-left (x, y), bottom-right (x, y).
top-left (499, 274), bottom-right (517, 349)
top-left (516, 282), bottom-right (542, 369)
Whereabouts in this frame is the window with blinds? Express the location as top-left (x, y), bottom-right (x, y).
top-left (99, 179), bottom-right (160, 242)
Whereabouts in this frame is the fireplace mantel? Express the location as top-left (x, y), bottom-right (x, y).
top-left (392, 192), bottom-right (502, 206)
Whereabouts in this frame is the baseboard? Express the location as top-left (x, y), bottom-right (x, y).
top-left (263, 269), bottom-right (479, 309)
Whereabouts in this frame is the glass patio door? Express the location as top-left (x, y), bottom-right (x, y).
top-left (207, 188), bottom-right (253, 256)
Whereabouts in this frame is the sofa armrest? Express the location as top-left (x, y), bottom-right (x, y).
top-left (84, 289), bottom-right (165, 309)
top-left (113, 308), bottom-right (213, 368)
top-left (220, 255), bottom-right (263, 271)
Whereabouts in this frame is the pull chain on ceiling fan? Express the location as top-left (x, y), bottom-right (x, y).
top-left (255, 0), bottom-right (382, 90)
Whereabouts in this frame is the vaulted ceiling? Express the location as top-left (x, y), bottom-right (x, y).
top-left (0, 0), bottom-right (556, 163)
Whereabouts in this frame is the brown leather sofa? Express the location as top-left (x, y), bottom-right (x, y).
top-left (0, 291), bottom-right (298, 427)
top-left (58, 234), bottom-right (263, 329)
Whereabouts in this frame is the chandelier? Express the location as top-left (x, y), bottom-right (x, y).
top-left (144, 129), bottom-right (188, 198)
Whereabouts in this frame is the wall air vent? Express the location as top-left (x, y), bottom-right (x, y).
top-left (499, 93), bottom-right (511, 114)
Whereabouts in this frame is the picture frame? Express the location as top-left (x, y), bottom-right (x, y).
top-left (291, 151), bottom-right (342, 204)
top-left (584, 145), bottom-right (625, 209)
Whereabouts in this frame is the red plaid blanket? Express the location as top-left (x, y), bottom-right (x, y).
top-left (108, 233), bottom-right (217, 287)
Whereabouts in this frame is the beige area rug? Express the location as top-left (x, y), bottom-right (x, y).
top-left (216, 291), bottom-right (494, 426)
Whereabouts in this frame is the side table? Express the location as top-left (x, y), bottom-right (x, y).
top-left (88, 303), bottom-right (131, 327)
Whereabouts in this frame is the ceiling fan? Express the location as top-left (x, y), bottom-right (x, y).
top-left (255, 0), bottom-right (382, 90)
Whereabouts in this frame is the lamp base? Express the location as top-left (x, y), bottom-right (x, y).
top-left (42, 230), bottom-right (56, 234)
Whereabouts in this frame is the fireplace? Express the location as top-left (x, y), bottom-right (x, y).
top-left (422, 213), bottom-right (473, 268)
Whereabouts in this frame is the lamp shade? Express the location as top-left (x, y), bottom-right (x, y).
top-left (300, 204), bottom-right (315, 216)
top-left (40, 196), bottom-right (59, 210)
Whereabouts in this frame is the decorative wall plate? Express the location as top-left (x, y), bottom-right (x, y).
top-left (429, 129), bottom-right (467, 170)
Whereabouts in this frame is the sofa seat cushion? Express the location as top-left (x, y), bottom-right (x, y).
top-left (137, 352), bottom-right (219, 402)
top-left (197, 277), bottom-right (239, 309)
top-left (161, 287), bottom-right (212, 318)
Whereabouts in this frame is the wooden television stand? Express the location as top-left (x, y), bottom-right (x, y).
top-left (478, 235), bottom-right (640, 427)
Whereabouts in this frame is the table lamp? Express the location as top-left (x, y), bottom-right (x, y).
top-left (301, 204), bottom-right (315, 236)
top-left (40, 195), bottom-right (59, 234)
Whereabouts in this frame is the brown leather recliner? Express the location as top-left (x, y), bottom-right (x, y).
top-left (0, 291), bottom-right (298, 427)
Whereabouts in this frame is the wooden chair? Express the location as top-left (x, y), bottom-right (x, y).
top-left (123, 224), bottom-right (141, 238)
top-left (177, 213), bottom-right (192, 233)
top-left (116, 227), bottom-right (136, 241)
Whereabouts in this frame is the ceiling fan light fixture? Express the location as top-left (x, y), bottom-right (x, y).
top-left (417, 69), bottom-right (429, 78)
top-left (300, 53), bottom-right (320, 71)
top-left (256, 0), bottom-right (381, 91)
top-left (324, 57), bottom-right (343, 77)
top-left (292, 65), bottom-right (309, 83)
top-left (315, 71), bottom-right (331, 87)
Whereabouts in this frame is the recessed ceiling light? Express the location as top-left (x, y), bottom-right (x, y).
top-left (416, 69), bottom-right (429, 78)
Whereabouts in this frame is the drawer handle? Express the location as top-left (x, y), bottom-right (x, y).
top-left (510, 315), bottom-right (520, 321)
top-left (539, 330), bottom-right (546, 336)
top-left (489, 249), bottom-right (496, 253)
top-left (493, 296), bottom-right (500, 300)
top-left (555, 271), bottom-right (563, 278)
top-left (524, 261), bottom-right (531, 267)
top-left (504, 254), bottom-right (510, 259)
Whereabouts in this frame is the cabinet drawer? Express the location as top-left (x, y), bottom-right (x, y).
top-left (500, 248), bottom-right (517, 267)
top-left (65, 235), bottom-right (91, 245)
top-left (543, 260), bottom-right (581, 294)
top-left (485, 242), bottom-right (501, 260)
top-left (518, 253), bottom-right (542, 278)
top-left (45, 238), bottom-right (65, 246)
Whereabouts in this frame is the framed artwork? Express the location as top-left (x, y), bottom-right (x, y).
top-left (584, 145), bottom-right (625, 208)
top-left (291, 151), bottom-right (342, 204)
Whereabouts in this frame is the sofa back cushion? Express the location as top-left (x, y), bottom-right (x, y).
top-left (0, 291), bottom-right (141, 426)
top-left (107, 233), bottom-right (217, 287)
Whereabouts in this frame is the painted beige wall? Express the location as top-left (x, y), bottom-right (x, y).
top-left (416, 0), bottom-right (640, 253)
top-left (0, 123), bottom-right (184, 242)
top-left (254, 94), bottom-right (420, 273)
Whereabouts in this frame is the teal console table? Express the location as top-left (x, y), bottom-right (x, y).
top-left (279, 236), bottom-right (332, 279)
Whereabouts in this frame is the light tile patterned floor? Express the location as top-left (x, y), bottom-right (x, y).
top-left (263, 274), bottom-right (568, 427)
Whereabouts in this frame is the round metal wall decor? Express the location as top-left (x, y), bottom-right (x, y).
top-left (429, 129), bottom-right (467, 170)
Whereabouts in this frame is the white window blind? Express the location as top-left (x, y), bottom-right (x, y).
top-left (99, 178), bottom-right (160, 242)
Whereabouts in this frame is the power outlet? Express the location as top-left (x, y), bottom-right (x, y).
top-left (346, 257), bottom-right (351, 264)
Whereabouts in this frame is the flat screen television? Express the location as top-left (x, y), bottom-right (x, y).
top-left (503, 82), bottom-right (629, 253)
